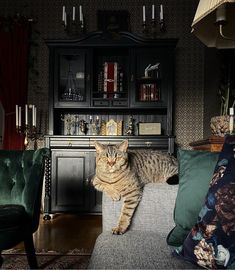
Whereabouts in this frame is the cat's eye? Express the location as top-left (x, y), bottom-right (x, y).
top-left (106, 153), bottom-right (109, 157)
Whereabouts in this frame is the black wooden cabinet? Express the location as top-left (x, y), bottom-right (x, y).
top-left (50, 149), bottom-right (90, 212)
top-left (49, 148), bottom-right (101, 213)
top-left (44, 32), bottom-right (177, 218)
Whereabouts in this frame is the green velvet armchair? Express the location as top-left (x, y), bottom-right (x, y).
top-left (0, 148), bottom-right (50, 269)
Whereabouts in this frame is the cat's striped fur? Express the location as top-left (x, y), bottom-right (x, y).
top-left (92, 139), bottom-right (178, 235)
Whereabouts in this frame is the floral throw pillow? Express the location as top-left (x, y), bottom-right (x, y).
top-left (175, 134), bottom-right (235, 269)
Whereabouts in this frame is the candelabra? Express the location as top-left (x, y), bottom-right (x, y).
top-left (126, 115), bottom-right (135, 136)
top-left (62, 5), bottom-right (85, 37)
top-left (61, 114), bottom-right (77, 135)
top-left (16, 104), bottom-right (43, 149)
top-left (88, 116), bottom-right (101, 135)
top-left (142, 4), bottom-right (166, 38)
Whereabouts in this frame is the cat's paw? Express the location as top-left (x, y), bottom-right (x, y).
top-left (112, 226), bottom-right (126, 235)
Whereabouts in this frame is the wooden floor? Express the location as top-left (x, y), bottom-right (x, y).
top-left (16, 214), bottom-right (102, 254)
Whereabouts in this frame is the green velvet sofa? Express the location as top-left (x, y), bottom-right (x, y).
top-left (0, 148), bottom-right (50, 269)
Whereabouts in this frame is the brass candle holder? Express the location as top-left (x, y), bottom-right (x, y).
top-left (16, 125), bottom-right (43, 149)
top-left (16, 104), bottom-right (43, 149)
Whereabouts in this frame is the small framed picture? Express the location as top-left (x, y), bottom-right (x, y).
top-left (138, 123), bottom-right (161, 135)
top-left (97, 10), bottom-right (130, 32)
top-left (105, 119), bottom-right (123, 136)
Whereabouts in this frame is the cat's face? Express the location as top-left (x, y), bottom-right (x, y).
top-left (94, 140), bottom-right (129, 173)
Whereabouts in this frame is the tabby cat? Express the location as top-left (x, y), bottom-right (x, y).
top-left (92, 139), bottom-right (178, 235)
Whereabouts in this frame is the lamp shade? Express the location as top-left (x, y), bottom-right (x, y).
top-left (192, 0), bottom-right (235, 48)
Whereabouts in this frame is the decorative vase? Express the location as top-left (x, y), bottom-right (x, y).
top-left (210, 115), bottom-right (229, 137)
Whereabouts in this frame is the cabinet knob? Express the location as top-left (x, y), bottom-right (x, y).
top-left (84, 178), bottom-right (90, 186)
top-left (68, 142), bottom-right (72, 147)
top-left (145, 141), bottom-right (152, 147)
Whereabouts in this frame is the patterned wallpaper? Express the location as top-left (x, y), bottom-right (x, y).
top-left (0, 0), bottom-right (205, 149)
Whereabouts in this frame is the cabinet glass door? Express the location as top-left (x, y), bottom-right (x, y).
top-left (54, 48), bottom-right (90, 107)
top-left (130, 48), bottom-right (172, 108)
top-left (92, 48), bottom-right (129, 108)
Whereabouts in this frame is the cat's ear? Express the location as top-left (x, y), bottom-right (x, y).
top-left (118, 139), bottom-right (128, 152)
top-left (94, 141), bottom-right (105, 154)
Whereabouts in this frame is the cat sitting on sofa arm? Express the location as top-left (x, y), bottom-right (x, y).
top-left (92, 139), bottom-right (178, 235)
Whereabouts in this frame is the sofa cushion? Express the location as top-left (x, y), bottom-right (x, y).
top-left (0, 204), bottom-right (27, 230)
top-left (88, 231), bottom-right (199, 269)
top-left (175, 134), bottom-right (235, 269)
top-left (167, 149), bottom-right (219, 247)
top-left (103, 183), bottom-right (178, 236)
top-left (0, 204), bottom-right (30, 250)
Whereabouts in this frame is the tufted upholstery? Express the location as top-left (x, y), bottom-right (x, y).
top-left (0, 148), bottom-right (50, 269)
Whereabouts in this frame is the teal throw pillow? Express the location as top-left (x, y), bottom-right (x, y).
top-left (167, 149), bottom-right (219, 247)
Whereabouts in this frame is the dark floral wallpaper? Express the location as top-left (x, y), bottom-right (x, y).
top-left (0, 0), bottom-right (208, 148)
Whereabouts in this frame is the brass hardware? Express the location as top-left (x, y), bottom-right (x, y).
top-left (84, 178), bottom-right (90, 185)
top-left (68, 142), bottom-right (72, 147)
top-left (145, 141), bottom-right (152, 147)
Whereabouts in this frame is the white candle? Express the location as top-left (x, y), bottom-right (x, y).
top-left (16, 104), bottom-right (19, 126)
top-left (25, 104), bottom-right (28, 125)
top-left (160, 4), bottom-right (164, 21)
top-left (143, 5), bottom-right (146, 22)
top-left (72, 6), bottom-right (75, 21)
top-left (18, 106), bottom-right (21, 127)
top-left (62, 6), bottom-right (65, 22)
top-left (230, 107), bottom-right (234, 116)
top-left (32, 105), bottom-right (35, 126)
top-left (79, 5), bottom-right (83, 22)
top-left (34, 107), bottom-right (37, 128)
top-left (64, 10), bottom-right (67, 26)
top-left (229, 107), bottom-right (234, 134)
top-left (152, 5), bottom-right (155, 20)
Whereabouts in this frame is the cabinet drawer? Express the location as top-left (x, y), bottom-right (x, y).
top-left (112, 100), bottom-right (128, 107)
top-left (46, 137), bottom-right (89, 148)
top-left (93, 100), bottom-right (109, 107)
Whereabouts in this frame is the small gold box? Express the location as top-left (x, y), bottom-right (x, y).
top-left (138, 123), bottom-right (161, 135)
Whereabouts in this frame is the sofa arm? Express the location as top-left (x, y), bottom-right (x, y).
top-left (102, 183), bottom-right (178, 236)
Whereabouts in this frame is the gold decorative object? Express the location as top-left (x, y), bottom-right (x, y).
top-left (106, 119), bottom-right (118, 135)
top-left (100, 121), bottom-right (106, 135)
top-left (117, 121), bottom-right (123, 135)
top-left (101, 119), bottom-right (123, 136)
